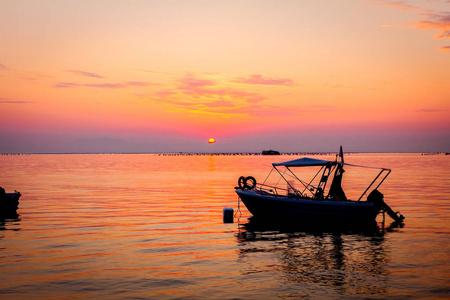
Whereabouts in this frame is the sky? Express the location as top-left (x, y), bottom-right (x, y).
top-left (1, 0), bottom-right (449, 153)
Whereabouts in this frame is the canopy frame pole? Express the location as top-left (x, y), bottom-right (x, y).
top-left (274, 166), bottom-right (287, 186)
top-left (286, 167), bottom-right (310, 189)
top-left (357, 168), bottom-right (391, 201)
top-left (283, 166), bottom-right (311, 196)
top-left (274, 166), bottom-right (295, 196)
top-left (272, 166), bottom-right (289, 196)
top-left (261, 167), bottom-right (274, 186)
top-left (301, 165), bottom-right (325, 196)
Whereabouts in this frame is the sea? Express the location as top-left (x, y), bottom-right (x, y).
top-left (0, 153), bottom-right (449, 299)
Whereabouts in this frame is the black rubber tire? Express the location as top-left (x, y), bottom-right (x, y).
top-left (245, 176), bottom-right (256, 190)
top-left (238, 176), bottom-right (246, 189)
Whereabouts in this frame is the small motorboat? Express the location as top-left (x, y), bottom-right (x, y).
top-left (0, 187), bottom-right (21, 214)
top-left (235, 147), bottom-right (404, 224)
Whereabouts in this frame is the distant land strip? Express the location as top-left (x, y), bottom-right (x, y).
top-left (1, 152), bottom-right (449, 156)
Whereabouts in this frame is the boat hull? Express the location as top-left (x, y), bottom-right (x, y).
top-left (1, 192), bottom-right (21, 214)
top-left (236, 189), bottom-right (379, 222)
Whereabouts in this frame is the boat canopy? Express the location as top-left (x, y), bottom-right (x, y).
top-left (272, 157), bottom-right (333, 167)
top-left (272, 156), bottom-right (388, 170)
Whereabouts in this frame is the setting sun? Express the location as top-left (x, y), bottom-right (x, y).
top-left (208, 138), bottom-right (216, 144)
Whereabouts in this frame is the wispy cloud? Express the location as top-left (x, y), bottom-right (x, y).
top-left (156, 99), bottom-right (296, 118)
top-left (126, 81), bottom-right (156, 87)
top-left (207, 100), bottom-right (235, 108)
top-left (246, 96), bottom-right (266, 103)
top-left (407, 12), bottom-right (450, 39)
top-left (309, 105), bottom-right (337, 112)
top-left (0, 64), bottom-right (8, 71)
top-left (231, 104), bottom-right (298, 118)
top-left (179, 74), bottom-right (217, 89)
top-left (156, 98), bottom-right (235, 109)
top-left (66, 70), bottom-right (104, 78)
top-left (415, 109), bottom-right (446, 112)
top-left (54, 82), bottom-right (154, 88)
top-left (0, 97), bottom-right (34, 104)
top-left (175, 74), bottom-right (267, 103)
top-left (369, 1), bottom-right (449, 51)
top-left (55, 82), bottom-right (127, 88)
top-left (438, 45), bottom-right (450, 52)
top-left (145, 73), bottom-right (299, 118)
top-left (155, 91), bottom-right (177, 97)
top-left (232, 74), bottom-right (295, 86)
top-left (369, 0), bottom-right (426, 12)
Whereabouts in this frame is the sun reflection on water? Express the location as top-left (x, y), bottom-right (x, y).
top-left (0, 153), bottom-right (449, 299)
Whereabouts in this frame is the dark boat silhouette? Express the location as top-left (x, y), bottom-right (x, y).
top-left (236, 147), bottom-right (404, 224)
top-left (262, 149), bottom-right (280, 155)
top-left (0, 187), bottom-right (21, 216)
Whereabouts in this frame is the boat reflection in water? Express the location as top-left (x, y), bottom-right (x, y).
top-left (0, 213), bottom-right (20, 241)
top-left (236, 217), bottom-right (401, 297)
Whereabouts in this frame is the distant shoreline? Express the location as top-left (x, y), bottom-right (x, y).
top-left (1, 152), bottom-right (448, 156)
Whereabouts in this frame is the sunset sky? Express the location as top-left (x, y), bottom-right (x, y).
top-left (1, 0), bottom-right (449, 153)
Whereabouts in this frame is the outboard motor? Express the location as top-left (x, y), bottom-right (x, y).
top-left (368, 189), bottom-right (405, 223)
top-left (367, 189), bottom-right (384, 205)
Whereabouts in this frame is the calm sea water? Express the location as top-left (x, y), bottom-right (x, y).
top-left (0, 153), bottom-right (449, 299)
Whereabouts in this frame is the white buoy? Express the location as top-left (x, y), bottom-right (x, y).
top-left (223, 207), bottom-right (234, 223)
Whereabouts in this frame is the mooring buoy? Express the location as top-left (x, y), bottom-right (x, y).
top-left (223, 207), bottom-right (234, 223)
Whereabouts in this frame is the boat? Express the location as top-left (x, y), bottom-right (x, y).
top-left (262, 149), bottom-right (280, 155)
top-left (235, 147), bottom-right (404, 224)
top-left (0, 187), bottom-right (21, 214)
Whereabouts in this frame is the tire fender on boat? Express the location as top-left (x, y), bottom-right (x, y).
top-left (238, 176), bottom-right (257, 190)
top-left (245, 176), bottom-right (256, 190)
top-left (238, 176), bottom-right (246, 189)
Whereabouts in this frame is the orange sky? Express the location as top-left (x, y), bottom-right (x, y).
top-left (1, 0), bottom-right (449, 153)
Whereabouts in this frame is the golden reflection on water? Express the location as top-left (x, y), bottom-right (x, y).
top-left (0, 153), bottom-right (449, 299)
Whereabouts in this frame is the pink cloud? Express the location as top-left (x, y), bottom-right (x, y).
top-left (157, 99), bottom-right (196, 107)
top-left (0, 97), bottom-right (34, 104)
top-left (179, 74), bottom-right (217, 90)
top-left (233, 74), bottom-right (295, 86)
top-left (175, 74), bottom-right (268, 104)
top-left (0, 64), bottom-right (8, 71)
top-left (151, 92), bottom-right (281, 117)
top-left (66, 70), bottom-right (104, 78)
top-left (54, 82), bottom-right (154, 88)
top-left (415, 109), bottom-right (446, 112)
top-left (439, 45), bottom-right (450, 52)
top-left (158, 96), bottom-right (296, 118)
top-left (146, 74), bottom-right (293, 117)
top-left (246, 96), bottom-right (266, 103)
top-left (126, 81), bottom-right (155, 87)
top-left (154, 98), bottom-right (234, 109)
top-left (176, 74), bottom-right (222, 99)
top-left (54, 82), bottom-right (79, 88)
top-left (309, 105), bottom-right (337, 111)
top-left (55, 82), bottom-right (127, 88)
top-left (369, 1), bottom-right (449, 51)
top-left (407, 13), bottom-right (450, 39)
top-left (369, 0), bottom-right (425, 12)
top-left (155, 91), bottom-right (177, 97)
top-left (206, 100), bottom-right (234, 108)
top-left (227, 104), bottom-right (298, 118)
top-left (86, 83), bottom-right (127, 88)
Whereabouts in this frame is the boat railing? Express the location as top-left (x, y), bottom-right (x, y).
top-left (255, 182), bottom-right (322, 199)
top-left (255, 183), bottom-right (302, 198)
top-left (255, 183), bottom-right (282, 196)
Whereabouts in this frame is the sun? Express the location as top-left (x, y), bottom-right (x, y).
top-left (208, 138), bottom-right (216, 144)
